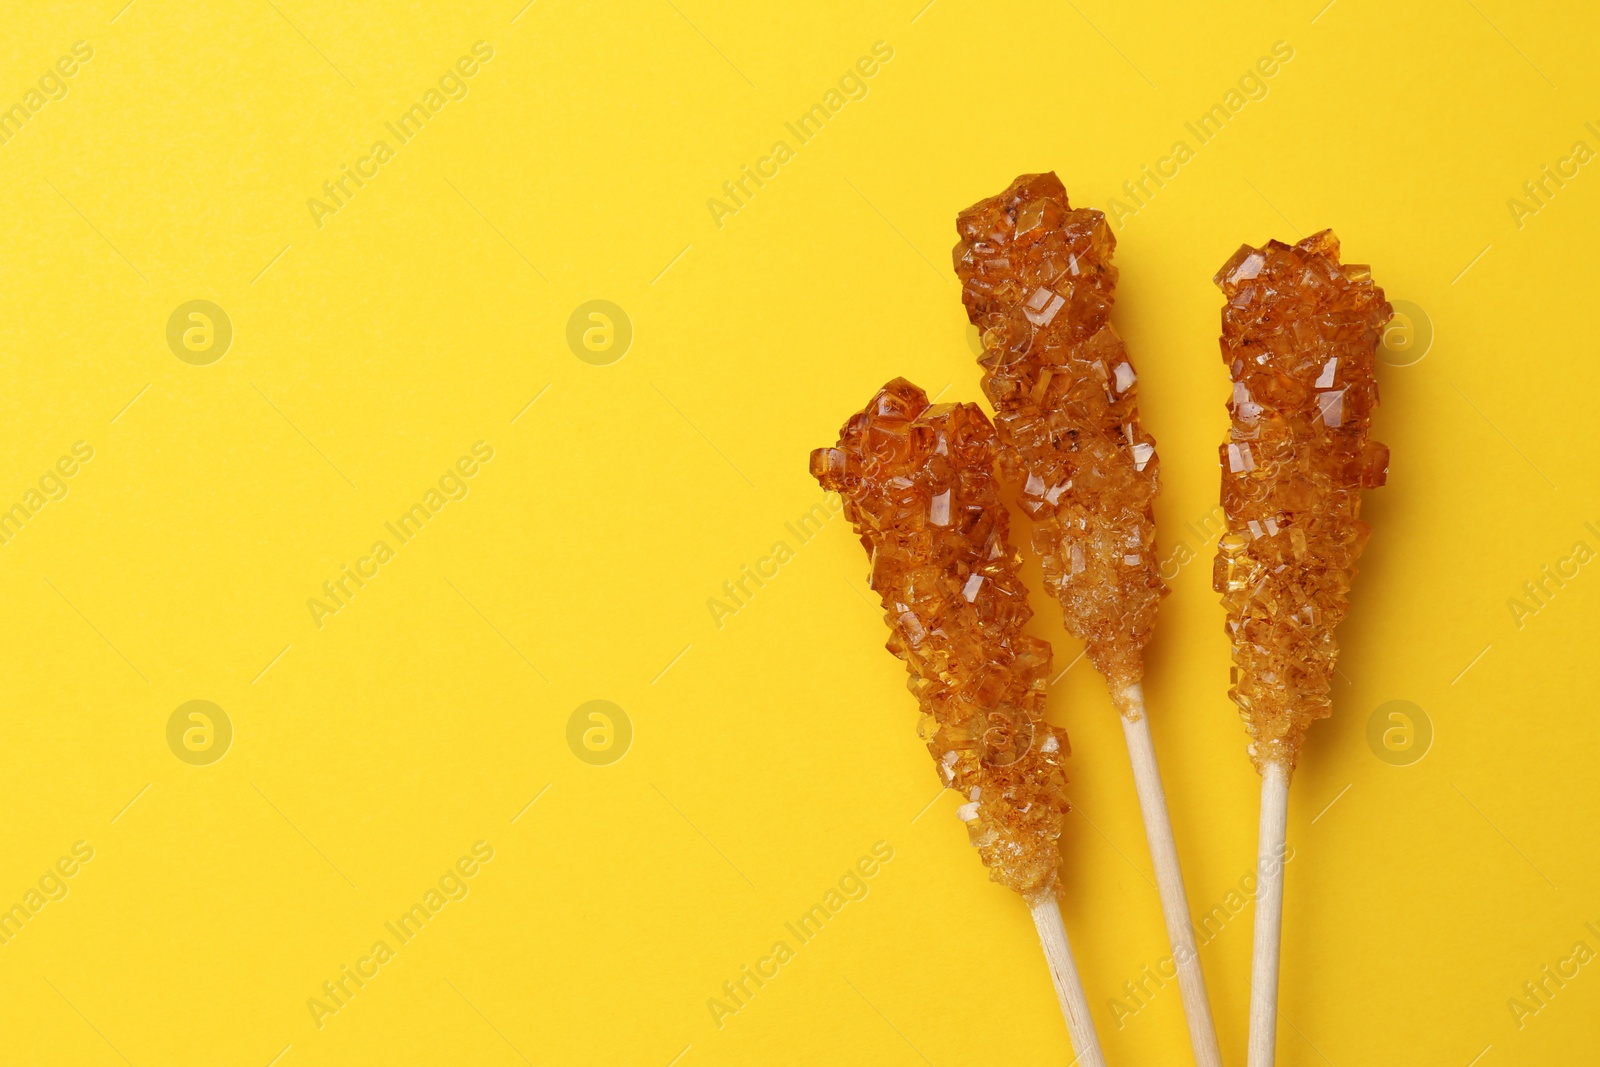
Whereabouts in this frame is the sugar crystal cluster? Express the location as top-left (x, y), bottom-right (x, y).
top-left (953, 172), bottom-right (1166, 692)
top-left (811, 378), bottom-right (1069, 896)
top-left (1212, 231), bottom-right (1392, 772)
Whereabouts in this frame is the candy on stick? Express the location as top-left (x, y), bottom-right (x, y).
top-left (953, 173), bottom-right (1165, 692)
top-left (811, 378), bottom-right (1105, 1066)
top-left (953, 172), bottom-right (1221, 1067)
top-left (1212, 230), bottom-right (1391, 1067)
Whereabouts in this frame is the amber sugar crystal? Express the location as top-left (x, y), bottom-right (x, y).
top-left (811, 378), bottom-right (1069, 896)
top-left (953, 172), bottom-right (1166, 693)
top-left (1212, 231), bottom-right (1392, 772)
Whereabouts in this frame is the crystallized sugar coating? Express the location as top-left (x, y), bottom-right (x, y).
top-left (1212, 230), bottom-right (1392, 773)
top-left (811, 378), bottom-right (1069, 896)
top-left (953, 172), bottom-right (1166, 692)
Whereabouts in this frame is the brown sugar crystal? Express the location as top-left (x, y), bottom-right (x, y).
top-left (811, 378), bottom-right (1069, 896)
top-left (1212, 231), bottom-right (1392, 773)
top-left (953, 172), bottom-right (1166, 695)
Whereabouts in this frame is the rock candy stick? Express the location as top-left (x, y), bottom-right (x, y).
top-left (811, 378), bottom-right (1105, 1066)
top-left (1212, 231), bottom-right (1392, 1067)
top-left (954, 172), bottom-right (1220, 1067)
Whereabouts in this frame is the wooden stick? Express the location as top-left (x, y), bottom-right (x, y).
top-left (1027, 886), bottom-right (1107, 1067)
top-left (1116, 683), bottom-right (1223, 1067)
top-left (1248, 760), bottom-right (1292, 1067)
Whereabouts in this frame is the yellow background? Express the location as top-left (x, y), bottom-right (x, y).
top-left (2, 1), bottom-right (1596, 1064)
